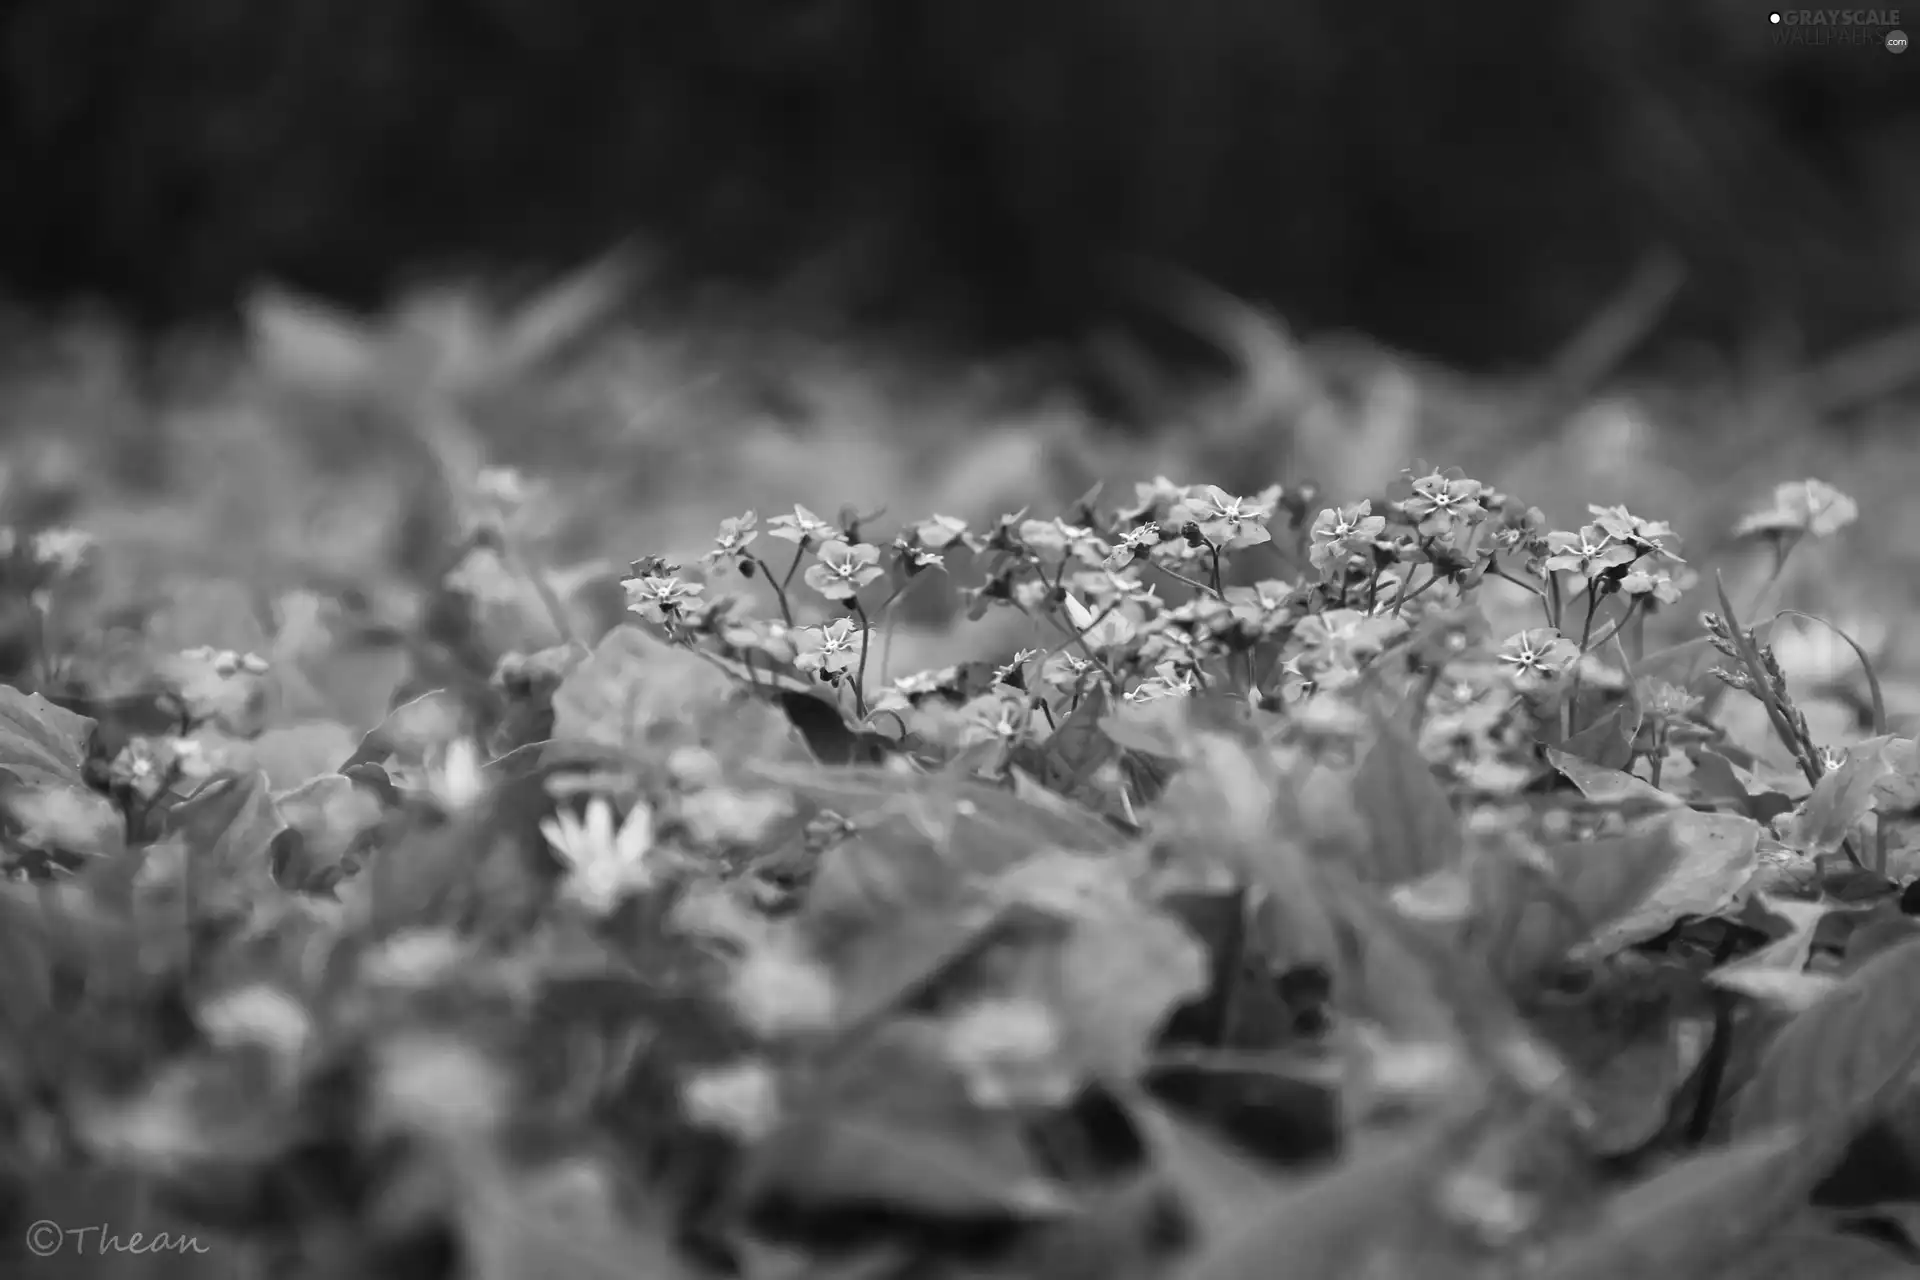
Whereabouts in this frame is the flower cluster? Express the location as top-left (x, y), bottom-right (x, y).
top-left (616, 466), bottom-right (1857, 819)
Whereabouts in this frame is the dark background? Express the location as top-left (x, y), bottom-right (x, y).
top-left (2, 0), bottom-right (1917, 370)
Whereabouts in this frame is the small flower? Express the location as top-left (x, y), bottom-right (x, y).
top-left (892, 537), bottom-right (946, 572)
top-left (1588, 504), bottom-right (1683, 560)
top-left (1039, 650), bottom-right (1095, 689)
top-left (423, 738), bottom-right (487, 812)
top-left (726, 940), bottom-right (839, 1037)
top-left (108, 738), bottom-right (174, 801)
top-left (1115, 475), bottom-right (1193, 523)
top-left (1542, 525), bottom-right (1636, 581)
top-left (1175, 485), bottom-right (1274, 549)
top-left (993, 648), bottom-right (1042, 686)
top-left (1734, 479), bottom-right (1857, 541)
top-left (682, 1058), bottom-right (782, 1141)
top-left (766, 504), bottom-right (837, 545)
top-left (959, 688), bottom-right (1031, 745)
top-left (30, 526), bottom-right (94, 576)
top-left (1402, 470), bottom-right (1486, 538)
top-left (1103, 522), bottom-right (1162, 571)
top-left (1308, 501), bottom-right (1387, 577)
top-left (942, 996), bottom-right (1074, 1109)
top-left (1619, 564), bottom-right (1688, 605)
top-left (701, 511), bottom-right (758, 568)
top-left (624, 573), bottom-right (705, 621)
top-left (1496, 628), bottom-right (1580, 690)
top-left (803, 540), bottom-right (885, 601)
top-left (1640, 680), bottom-right (1701, 720)
top-left (793, 616), bottom-right (867, 678)
top-left (1061, 592), bottom-right (1134, 650)
top-left (722, 616), bottom-right (799, 665)
top-left (540, 797), bottom-right (658, 916)
top-left (911, 514), bottom-right (970, 549)
top-left (473, 465), bottom-right (529, 515)
top-left (1228, 579), bottom-right (1290, 629)
top-left (1019, 517), bottom-right (1096, 557)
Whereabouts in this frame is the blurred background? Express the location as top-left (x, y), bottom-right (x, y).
top-left (3, 0), bottom-right (1919, 368)
top-left (1, 0), bottom-right (1918, 715)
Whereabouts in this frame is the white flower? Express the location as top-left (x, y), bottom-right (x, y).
top-left (30, 526), bottom-right (94, 575)
top-left (424, 738), bottom-right (487, 812)
top-left (682, 1058), bottom-right (782, 1141)
top-left (1061, 592), bottom-right (1134, 650)
top-left (539, 797), bottom-right (658, 915)
top-left (726, 941), bottom-right (838, 1037)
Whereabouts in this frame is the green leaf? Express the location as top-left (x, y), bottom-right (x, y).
top-left (1791, 736), bottom-right (1911, 856)
top-left (1175, 1109), bottom-right (1485, 1280)
top-left (549, 625), bottom-right (734, 753)
top-left (1124, 1092), bottom-right (1277, 1243)
top-left (1558, 704), bottom-right (1637, 771)
top-left (1735, 931), bottom-right (1920, 1136)
top-left (1722, 1223), bottom-right (1919, 1280)
top-left (0, 684), bottom-right (96, 788)
top-left (1579, 810), bottom-right (1764, 957)
top-left (1546, 748), bottom-right (1684, 811)
top-left (1349, 706), bottom-right (1463, 885)
top-left (157, 770), bottom-right (288, 918)
top-left (744, 1028), bottom-right (1068, 1221)
top-left (1533, 1124), bottom-right (1839, 1280)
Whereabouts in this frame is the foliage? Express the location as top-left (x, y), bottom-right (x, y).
top-left (4, 327), bottom-right (1920, 1280)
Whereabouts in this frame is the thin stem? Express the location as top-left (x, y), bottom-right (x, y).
top-left (850, 601), bottom-right (873, 719)
top-left (502, 537), bottom-right (583, 652)
top-left (1147, 559), bottom-right (1222, 600)
top-left (1581, 597), bottom-right (1641, 657)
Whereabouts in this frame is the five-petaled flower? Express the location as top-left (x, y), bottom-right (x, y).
top-left (1497, 628), bottom-right (1580, 690)
top-left (767, 504), bottom-right (838, 545)
top-left (540, 797), bottom-right (658, 916)
top-left (625, 573), bottom-right (705, 620)
top-left (911, 514), bottom-right (970, 549)
top-left (1402, 471), bottom-right (1487, 539)
top-left (1733, 479), bottom-right (1858, 541)
top-left (793, 617), bottom-right (867, 677)
top-left (1103, 522), bottom-right (1162, 571)
top-left (804, 540), bottom-right (885, 600)
top-left (1177, 485), bottom-right (1274, 550)
top-left (1062, 591), bottom-right (1134, 650)
top-left (702, 512), bottom-right (758, 569)
top-left (1542, 525), bottom-right (1637, 581)
top-left (1308, 500), bottom-right (1387, 576)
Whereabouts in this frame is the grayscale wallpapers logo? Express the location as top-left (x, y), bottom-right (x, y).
top-left (1768, 9), bottom-right (1908, 49)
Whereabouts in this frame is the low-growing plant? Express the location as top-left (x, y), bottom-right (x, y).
top-left (1, 448), bottom-right (1918, 1280)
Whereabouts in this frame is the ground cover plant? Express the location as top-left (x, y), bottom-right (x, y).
top-left (3, 284), bottom-right (1920, 1280)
